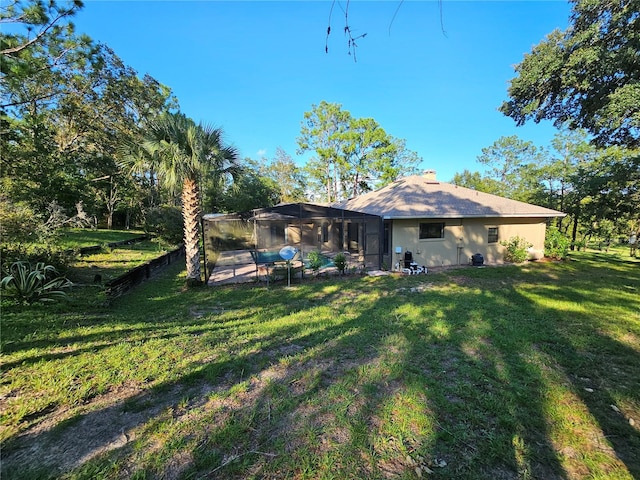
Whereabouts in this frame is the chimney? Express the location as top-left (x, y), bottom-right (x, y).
top-left (422, 170), bottom-right (437, 181)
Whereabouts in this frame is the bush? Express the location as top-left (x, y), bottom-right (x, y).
top-left (545, 227), bottom-right (570, 260)
top-left (1, 261), bottom-right (73, 304)
top-left (1, 197), bottom-right (93, 246)
top-left (0, 244), bottom-right (76, 275)
top-left (333, 252), bottom-right (347, 275)
top-left (307, 250), bottom-right (324, 274)
top-left (572, 239), bottom-right (586, 252)
top-left (0, 198), bottom-right (42, 244)
top-left (500, 236), bottom-right (532, 263)
top-left (144, 205), bottom-right (183, 244)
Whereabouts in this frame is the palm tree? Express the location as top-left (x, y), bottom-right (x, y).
top-left (126, 112), bottom-right (239, 283)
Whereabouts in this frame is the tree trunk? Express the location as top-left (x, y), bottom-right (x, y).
top-left (558, 181), bottom-right (566, 229)
top-left (182, 176), bottom-right (202, 283)
top-left (570, 203), bottom-right (580, 251)
top-left (352, 170), bottom-right (360, 198)
top-left (105, 179), bottom-right (118, 230)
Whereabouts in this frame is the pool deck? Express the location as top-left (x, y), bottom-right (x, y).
top-left (206, 249), bottom-right (410, 286)
top-left (207, 249), bottom-right (310, 285)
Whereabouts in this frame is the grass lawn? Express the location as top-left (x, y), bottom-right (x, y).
top-left (1, 248), bottom-right (638, 479)
top-left (67, 240), bottom-right (178, 287)
top-left (56, 229), bottom-right (147, 250)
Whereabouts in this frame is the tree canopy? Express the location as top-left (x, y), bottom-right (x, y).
top-left (1, 0), bottom-right (179, 231)
top-left (1, 0), bottom-right (92, 112)
top-left (297, 101), bottom-right (420, 202)
top-left (501, 0), bottom-right (640, 148)
top-left (452, 129), bottom-right (640, 249)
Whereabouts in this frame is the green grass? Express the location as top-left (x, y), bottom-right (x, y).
top-left (40, 228), bottom-right (177, 285)
top-left (1, 248), bottom-right (639, 479)
top-left (55, 228), bottom-right (147, 250)
top-left (67, 240), bottom-right (176, 285)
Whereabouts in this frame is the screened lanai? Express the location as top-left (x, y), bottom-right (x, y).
top-left (203, 203), bottom-right (382, 285)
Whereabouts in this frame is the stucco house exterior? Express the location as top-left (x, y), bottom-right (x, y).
top-left (333, 171), bottom-right (565, 269)
top-left (203, 171), bottom-right (565, 283)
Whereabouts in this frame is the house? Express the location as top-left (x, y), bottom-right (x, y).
top-left (202, 171), bottom-right (565, 283)
top-left (333, 170), bottom-right (565, 269)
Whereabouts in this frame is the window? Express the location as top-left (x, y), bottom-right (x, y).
top-left (419, 222), bottom-right (444, 239)
top-left (488, 227), bottom-right (499, 244)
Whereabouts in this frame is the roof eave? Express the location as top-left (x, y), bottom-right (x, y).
top-left (383, 213), bottom-right (566, 220)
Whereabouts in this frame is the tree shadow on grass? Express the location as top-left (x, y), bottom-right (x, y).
top-left (1, 279), bottom-right (400, 478)
top-left (408, 261), bottom-right (640, 479)
top-left (516, 279), bottom-right (640, 477)
top-left (0, 312), bottom-right (264, 371)
top-left (2, 259), bottom-right (638, 479)
top-left (384, 286), bottom-right (567, 479)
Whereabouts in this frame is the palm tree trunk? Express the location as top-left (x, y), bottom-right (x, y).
top-left (182, 176), bottom-right (202, 282)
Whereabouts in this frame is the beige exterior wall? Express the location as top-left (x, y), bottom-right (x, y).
top-left (390, 217), bottom-right (548, 268)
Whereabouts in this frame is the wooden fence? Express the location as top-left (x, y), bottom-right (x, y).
top-left (105, 245), bottom-right (185, 298)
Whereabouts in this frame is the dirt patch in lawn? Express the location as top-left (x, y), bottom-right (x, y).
top-left (1, 382), bottom-right (198, 476)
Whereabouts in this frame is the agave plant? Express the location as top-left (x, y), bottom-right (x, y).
top-left (1, 261), bottom-right (73, 304)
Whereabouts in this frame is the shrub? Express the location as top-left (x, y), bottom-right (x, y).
top-left (572, 239), bottom-right (586, 252)
top-left (500, 236), bottom-right (532, 263)
top-left (144, 205), bottom-right (183, 244)
top-left (0, 198), bottom-right (42, 244)
top-left (545, 227), bottom-right (570, 260)
top-left (333, 252), bottom-right (347, 275)
top-left (307, 250), bottom-right (323, 274)
top-left (1, 197), bottom-right (92, 245)
top-left (0, 244), bottom-right (76, 275)
top-left (1, 261), bottom-right (73, 304)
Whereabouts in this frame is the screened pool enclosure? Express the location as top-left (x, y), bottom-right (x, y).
top-left (203, 203), bottom-right (382, 284)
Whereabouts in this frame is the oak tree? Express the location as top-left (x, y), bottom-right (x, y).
top-left (501, 0), bottom-right (640, 148)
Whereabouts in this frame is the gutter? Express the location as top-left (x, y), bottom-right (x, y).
top-left (384, 213), bottom-right (566, 220)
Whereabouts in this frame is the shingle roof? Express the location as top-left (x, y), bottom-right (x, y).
top-left (333, 175), bottom-right (565, 219)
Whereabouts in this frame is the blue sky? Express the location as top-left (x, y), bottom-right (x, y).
top-left (76, 1), bottom-right (572, 182)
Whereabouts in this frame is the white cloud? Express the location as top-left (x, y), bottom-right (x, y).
top-left (256, 149), bottom-right (267, 157)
